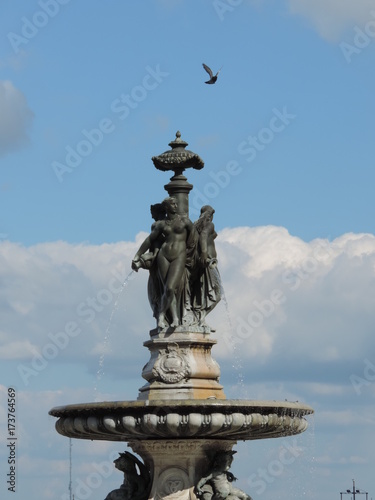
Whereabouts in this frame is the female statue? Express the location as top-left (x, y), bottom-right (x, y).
top-left (132, 197), bottom-right (195, 328)
top-left (190, 205), bottom-right (222, 326)
top-left (146, 203), bottom-right (166, 320)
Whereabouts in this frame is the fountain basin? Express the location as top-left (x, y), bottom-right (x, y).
top-left (49, 399), bottom-right (313, 441)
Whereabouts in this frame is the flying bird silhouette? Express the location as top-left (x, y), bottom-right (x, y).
top-left (202, 63), bottom-right (222, 84)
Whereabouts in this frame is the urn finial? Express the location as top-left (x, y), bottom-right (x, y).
top-left (152, 131), bottom-right (204, 173)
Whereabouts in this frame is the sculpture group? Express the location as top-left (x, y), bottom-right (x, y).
top-left (132, 197), bottom-right (221, 330)
top-left (49, 131), bottom-right (313, 500)
top-left (195, 451), bottom-right (252, 500)
top-left (105, 450), bottom-right (252, 500)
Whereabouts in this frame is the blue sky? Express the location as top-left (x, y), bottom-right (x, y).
top-left (1, 1), bottom-right (375, 500)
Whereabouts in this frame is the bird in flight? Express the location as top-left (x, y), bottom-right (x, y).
top-left (202, 63), bottom-right (222, 84)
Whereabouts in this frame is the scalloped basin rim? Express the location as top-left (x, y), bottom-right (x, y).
top-left (49, 399), bottom-right (314, 417)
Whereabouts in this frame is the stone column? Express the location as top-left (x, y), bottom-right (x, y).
top-left (151, 131), bottom-right (204, 218)
top-left (164, 171), bottom-right (193, 217)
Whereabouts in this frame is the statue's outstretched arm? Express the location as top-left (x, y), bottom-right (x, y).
top-left (132, 225), bottom-right (162, 270)
top-left (134, 235), bottom-right (153, 260)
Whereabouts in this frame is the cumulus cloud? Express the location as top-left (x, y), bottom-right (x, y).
top-left (0, 226), bottom-right (374, 391)
top-left (1, 227), bottom-right (375, 500)
top-left (0, 50), bottom-right (29, 71)
top-left (214, 228), bottom-right (375, 377)
top-left (0, 339), bottom-right (39, 359)
top-left (0, 80), bottom-right (34, 157)
top-left (286, 0), bottom-right (375, 41)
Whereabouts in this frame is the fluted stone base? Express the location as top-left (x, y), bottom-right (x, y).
top-left (139, 329), bottom-right (225, 400)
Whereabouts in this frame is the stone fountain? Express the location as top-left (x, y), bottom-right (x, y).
top-left (49, 131), bottom-right (313, 500)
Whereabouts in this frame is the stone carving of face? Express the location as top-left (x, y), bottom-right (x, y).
top-left (163, 197), bottom-right (178, 215)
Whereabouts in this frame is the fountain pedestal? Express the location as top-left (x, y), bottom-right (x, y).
top-left (139, 329), bottom-right (225, 401)
top-left (50, 399), bottom-right (313, 499)
top-left (129, 440), bottom-right (236, 500)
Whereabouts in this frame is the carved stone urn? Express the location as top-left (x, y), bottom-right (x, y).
top-left (49, 132), bottom-right (313, 500)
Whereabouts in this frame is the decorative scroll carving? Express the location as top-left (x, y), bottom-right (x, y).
top-left (153, 344), bottom-right (190, 383)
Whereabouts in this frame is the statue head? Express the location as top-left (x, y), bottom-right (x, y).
top-left (114, 452), bottom-right (137, 473)
top-left (195, 205), bottom-right (215, 232)
top-left (150, 203), bottom-right (166, 221)
top-left (161, 197), bottom-right (178, 215)
top-left (212, 450), bottom-right (236, 470)
top-left (200, 205), bottom-right (215, 217)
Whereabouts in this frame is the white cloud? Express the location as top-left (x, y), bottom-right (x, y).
top-left (314, 453), bottom-right (367, 465)
top-left (0, 51), bottom-right (29, 71)
top-left (0, 340), bottom-right (39, 359)
top-left (213, 228), bottom-right (375, 375)
top-left (0, 80), bottom-right (34, 157)
top-left (318, 409), bottom-right (375, 426)
top-left (0, 228), bottom-right (374, 500)
top-left (306, 382), bottom-right (345, 396)
top-left (1, 227), bottom-right (374, 387)
top-left (338, 455), bottom-right (367, 464)
top-left (287, 0), bottom-right (375, 41)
